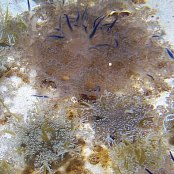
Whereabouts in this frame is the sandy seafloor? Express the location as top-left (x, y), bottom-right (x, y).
top-left (0, 0), bottom-right (174, 174)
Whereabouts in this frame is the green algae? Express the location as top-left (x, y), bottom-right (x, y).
top-left (0, 98), bottom-right (22, 122)
top-left (0, 160), bottom-right (13, 174)
top-left (0, 7), bottom-right (27, 47)
top-left (110, 134), bottom-right (169, 174)
top-left (138, 117), bottom-right (154, 129)
top-left (2, 130), bottom-right (16, 136)
top-left (41, 119), bottom-right (54, 144)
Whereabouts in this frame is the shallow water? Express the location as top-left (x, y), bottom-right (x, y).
top-left (0, 0), bottom-right (174, 174)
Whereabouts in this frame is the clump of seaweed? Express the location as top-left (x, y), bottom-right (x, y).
top-left (109, 133), bottom-right (173, 174)
top-left (0, 6), bottom-right (27, 49)
top-left (0, 160), bottom-right (14, 174)
top-left (76, 90), bottom-right (154, 146)
top-left (66, 158), bottom-right (92, 174)
top-left (0, 95), bottom-right (84, 173)
top-left (161, 89), bottom-right (174, 174)
top-left (88, 145), bottom-right (111, 168)
top-left (18, 0), bottom-right (173, 101)
top-left (15, 102), bottom-right (81, 173)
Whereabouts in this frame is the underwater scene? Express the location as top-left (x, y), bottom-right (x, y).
top-left (0, 0), bottom-right (174, 173)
